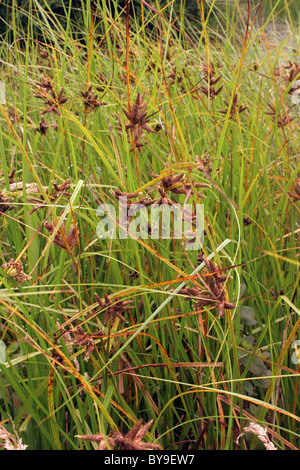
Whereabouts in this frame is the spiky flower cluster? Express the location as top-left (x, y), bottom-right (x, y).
top-left (178, 254), bottom-right (235, 317)
top-left (220, 93), bottom-right (247, 119)
top-left (109, 162), bottom-right (211, 239)
top-left (0, 193), bottom-right (13, 217)
top-left (151, 165), bottom-right (210, 198)
top-left (115, 92), bottom-right (157, 152)
top-left (44, 219), bottom-right (78, 251)
top-left (1, 259), bottom-right (32, 283)
top-left (34, 73), bottom-right (68, 117)
top-left (288, 178), bottom-right (300, 202)
top-left (95, 293), bottom-right (134, 324)
top-left (28, 179), bottom-right (71, 214)
top-left (257, 61), bottom-right (300, 126)
top-left (284, 61), bottom-right (300, 104)
top-left (33, 74), bottom-right (68, 134)
top-left (265, 103), bottom-right (295, 128)
top-left (77, 420), bottom-right (160, 450)
top-left (81, 85), bottom-right (101, 111)
top-left (58, 324), bottom-right (97, 364)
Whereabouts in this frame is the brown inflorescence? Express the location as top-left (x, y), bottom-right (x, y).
top-left (77, 420), bottom-right (160, 450)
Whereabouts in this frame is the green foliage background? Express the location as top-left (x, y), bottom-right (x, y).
top-left (0, 0), bottom-right (210, 46)
top-left (0, 0), bottom-right (299, 451)
top-left (1, 1), bottom-right (299, 39)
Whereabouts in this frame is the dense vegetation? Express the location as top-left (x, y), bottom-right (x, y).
top-left (0, 0), bottom-right (299, 451)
